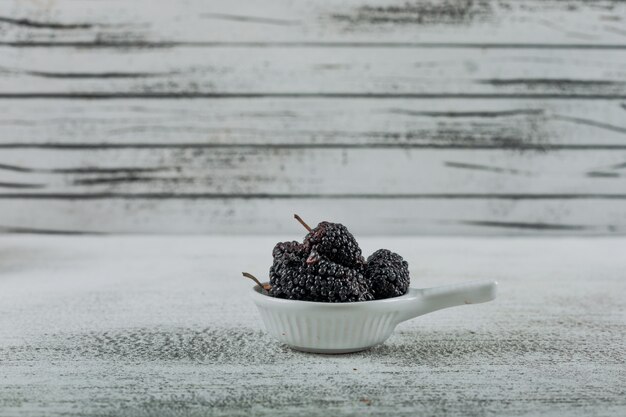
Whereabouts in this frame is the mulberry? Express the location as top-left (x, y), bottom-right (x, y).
top-left (365, 249), bottom-right (410, 299)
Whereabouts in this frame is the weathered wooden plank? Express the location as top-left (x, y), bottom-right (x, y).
top-left (1, 235), bottom-right (625, 415)
top-left (2, 0), bottom-right (626, 45)
top-left (1, 148), bottom-right (626, 195)
top-left (1, 0), bottom-right (625, 236)
top-left (1, 99), bottom-right (625, 148)
top-left (2, 47), bottom-right (626, 97)
top-left (1, 198), bottom-right (625, 234)
top-left (1, 96), bottom-right (624, 234)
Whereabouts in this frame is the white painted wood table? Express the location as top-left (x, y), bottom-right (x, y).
top-left (1, 235), bottom-right (625, 416)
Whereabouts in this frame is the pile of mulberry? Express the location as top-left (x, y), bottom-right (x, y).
top-left (248, 215), bottom-right (412, 303)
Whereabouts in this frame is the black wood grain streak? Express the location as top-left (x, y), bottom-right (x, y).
top-left (0, 16), bottom-right (93, 29)
top-left (331, 1), bottom-right (492, 26)
top-left (552, 115), bottom-right (626, 134)
top-left (0, 41), bottom-right (177, 49)
top-left (1, 193), bottom-right (625, 200)
top-left (389, 108), bottom-right (545, 118)
top-left (55, 167), bottom-right (174, 174)
top-left (0, 182), bottom-right (45, 189)
top-left (200, 13), bottom-right (299, 26)
top-left (72, 176), bottom-right (193, 186)
top-left (4, 41), bottom-right (626, 49)
top-left (0, 225), bottom-right (103, 235)
top-left (587, 171), bottom-right (621, 177)
top-left (0, 162), bottom-right (172, 174)
top-left (480, 79), bottom-right (625, 87)
top-left (458, 220), bottom-right (591, 231)
top-left (1, 93), bottom-right (625, 100)
top-left (0, 162), bottom-right (32, 173)
top-left (444, 162), bottom-right (531, 175)
top-left (585, 162), bottom-right (626, 177)
top-left (25, 71), bottom-right (170, 79)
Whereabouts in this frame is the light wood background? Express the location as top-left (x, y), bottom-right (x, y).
top-left (2, 0), bottom-right (626, 234)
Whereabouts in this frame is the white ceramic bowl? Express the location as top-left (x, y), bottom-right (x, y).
top-left (251, 280), bottom-right (497, 353)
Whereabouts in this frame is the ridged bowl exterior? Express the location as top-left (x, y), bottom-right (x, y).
top-left (256, 305), bottom-right (399, 353)
top-left (251, 280), bottom-right (497, 353)
top-left (251, 287), bottom-right (411, 353)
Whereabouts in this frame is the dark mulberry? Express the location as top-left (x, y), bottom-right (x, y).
top-left (365, 249), bottom-right (410, 299)
top-left (303, 221), bottom-right (364, 268)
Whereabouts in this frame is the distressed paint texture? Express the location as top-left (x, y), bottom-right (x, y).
top-left (0, 235), bottom-right (625, 416)
top-left (1, 0), bottom-right (626, 233)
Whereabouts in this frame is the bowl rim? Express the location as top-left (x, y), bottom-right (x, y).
top-left (250, 283), bottom-right (417, 307)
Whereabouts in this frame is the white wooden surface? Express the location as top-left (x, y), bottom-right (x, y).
top-left (1, 235), bottom-right (624, 416)
top-left (1, 0), bottom-right (626, 234)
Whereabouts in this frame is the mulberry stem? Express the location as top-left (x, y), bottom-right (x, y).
top-left (294, 214), bottom-right (312, 232)
top-left (242, 272), bottom-right (270, 290)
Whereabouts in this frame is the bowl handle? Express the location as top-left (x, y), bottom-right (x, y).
top-left (399, 280), bottom-right (497, 322)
